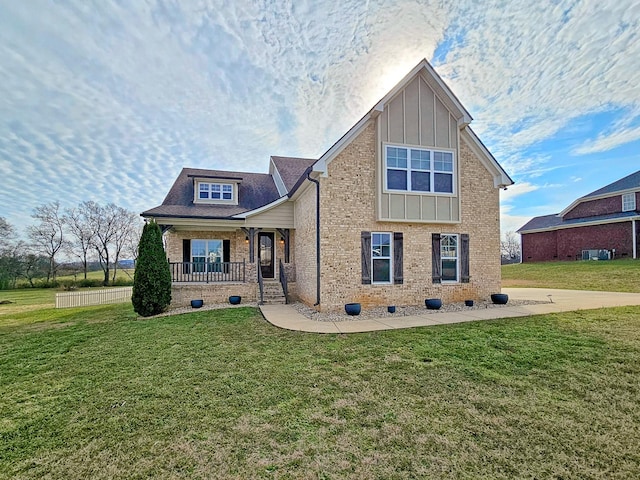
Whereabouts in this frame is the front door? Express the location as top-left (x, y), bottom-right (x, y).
top-left (258, 232), bottom-right (274, 279)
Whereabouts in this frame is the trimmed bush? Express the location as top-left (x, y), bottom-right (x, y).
top-left (132, 220), bottom-right (171, 316)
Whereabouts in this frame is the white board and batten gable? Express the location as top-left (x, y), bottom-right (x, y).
top-left (311, 59), bottom-right (512, 223)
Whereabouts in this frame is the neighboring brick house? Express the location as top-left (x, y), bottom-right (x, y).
top-left (518, 170), bottom-right (640, 262)
top-left (142, 59), bottom-right (513, 311)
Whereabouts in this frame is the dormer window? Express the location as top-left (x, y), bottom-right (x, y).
top-left (622, 193), bottom-right (636, 212)
top-left (199, 183), bottom-right (233, 200)
top-left (194, 180), bottom-right (238, 204)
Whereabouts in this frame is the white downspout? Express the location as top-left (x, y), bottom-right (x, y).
top-left (633, 219), bottom-right (637, 259)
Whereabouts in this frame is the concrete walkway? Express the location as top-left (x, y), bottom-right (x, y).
top-left (259, 288), bottom-right (640, 334)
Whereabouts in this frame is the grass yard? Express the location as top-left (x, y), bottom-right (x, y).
top-left (502, 258), bottom-right (640, 292)
top-left (56, 268), bottom-right (135, 283)
top-left (1, 302), bottom-right (639, 479)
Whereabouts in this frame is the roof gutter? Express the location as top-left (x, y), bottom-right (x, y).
top-left (287, 166), bottom-right (314, 198)
top-left (306, 169), bottom-right (321, 307)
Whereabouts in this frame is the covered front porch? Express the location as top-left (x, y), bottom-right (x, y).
top-left (163, 226), bottom-right (295, 307)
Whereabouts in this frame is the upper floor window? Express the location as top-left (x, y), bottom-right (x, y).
top-left (197, 182), bottom-right (234, 203)
top-left (385, 145), bottom-right (455, 194)
top-left (622, 193), bottom-right (636, 212)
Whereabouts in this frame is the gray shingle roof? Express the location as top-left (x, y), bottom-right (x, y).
top-left (142, 167), bottom-right (280, 219)
top-left (271, 156), bottom-right (316, 192)
top-left (519, 170), bottom-right (640, 233)
top-left (518, 211), bottom-right (639, 233)
top-left (583, 170), bottom-right (640, 198)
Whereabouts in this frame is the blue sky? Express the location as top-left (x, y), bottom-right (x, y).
top-left (1, 0), bottom-right (639, 237)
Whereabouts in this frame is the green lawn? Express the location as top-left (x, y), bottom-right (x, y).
top-left (502, 258), bottom-right (640, 292)
top-left (9, 268), bottom-right (135, 289)
top-left (1, 303), bottom-right (639, 479)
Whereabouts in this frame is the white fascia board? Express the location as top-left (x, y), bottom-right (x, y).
top-left (269, 157), bottom-right (288, 196)
top-left (147, 217), bottom-right (242, 230)
top-left (232, 195), bottom-right (289, 219)
top-left (559, 188), bottom-right (640, 217)
top-left (419, 61), bottom-right (473, 126)
top-left (519, 215), bottom-right (640, 234)
top-left (313, 116), bottom-right (375, 175)
top-left (461, 127), bottom-right (514, 188)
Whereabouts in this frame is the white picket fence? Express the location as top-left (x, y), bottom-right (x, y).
top-left (55, 286), bottom-right (133, 309)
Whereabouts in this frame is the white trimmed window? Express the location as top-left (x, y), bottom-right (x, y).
top-left (385, 145), bottom-right (455, 194)
top-left (191, 239), bottom-right (223, 272)
top-left (371, 232), bottom-right (392, 284)
top-left (622, 193), bottom-right (636, 212)
top-left (197, 182), bottom-right (234, 203)
top-left (441, 234), bottom-right (458, 282)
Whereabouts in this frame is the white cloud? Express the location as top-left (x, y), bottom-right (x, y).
top-left (439, 0), bottom-right (640, 157)
top-left (500, 181), bottom-right (539, 203)
top-left (1, 0), bottom-right (640, 236)
top-left (573, 124), bottom-right (640, 154)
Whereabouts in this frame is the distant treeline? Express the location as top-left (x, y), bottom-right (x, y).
top-left (0, 201), bottom-right (142, 290)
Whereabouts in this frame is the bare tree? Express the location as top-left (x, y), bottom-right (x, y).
top-left (501, 231), bottom-right (521, 263)
top-left (111, 207), bottom-right (140, 283)
top-left (124, 221), bottom-right (144, 266)
top-left (64, 204), bottom-right (96, 279)
top-left (0, 220), bottom-right (21, 288)
top-left (0, 217), bottom-right (16, 252)
top-left (84, 202), bottom-right (120, 286)
top-left (21, 249), bottom-right (50, 287)
top-left (27, 202), bottom-right (66, 282)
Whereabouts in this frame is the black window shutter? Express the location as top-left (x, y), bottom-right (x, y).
top-left (223, 239), bottom-right (231, 274)
top-left (393, 232), bottom-right (403, 284)
top-left (431, 233), bottom-right (441, 283)
top-left (361, 231), bottom-right (371, 284)
top-left (460, 234), bottom-right (470, 283)
top-left (223, 239), bottom-right (230, 263)
top-left (182, 239), bottom-right (191, 274)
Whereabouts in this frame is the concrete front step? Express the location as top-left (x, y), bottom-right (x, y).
top-left (261, 281), bottom-right (286, 305)
top-left (262, 297), bottom-right (287, 305)
top-left (263, 287), bottom-right (284, 293)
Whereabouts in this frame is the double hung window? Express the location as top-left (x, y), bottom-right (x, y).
top-left (385, 145), bottom-right (454, 194)
top-left (622, 193), bottom-right (636, 212)
top-left (440, 234), bottom-right (458, 282)
top-left (371, 232), bottom-right (392, 283)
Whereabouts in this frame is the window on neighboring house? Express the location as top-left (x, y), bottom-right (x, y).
top-left (622, 193), bottom-right (636, 212)
top-left (191, 239), bottom-right (223, 272)
top-left (198, 182), bottom-right (234, 201)
top-left (372, 232), bottom-right (392, 283)
top-left (385, 145), bottom-right (454, 194)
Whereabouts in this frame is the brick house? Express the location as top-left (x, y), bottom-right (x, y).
top-left (142, 59), bottom-right (513, 311)
top-left (518, 170), bottom-right (640, 262)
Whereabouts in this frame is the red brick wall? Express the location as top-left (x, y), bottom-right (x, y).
top-left (521, 230), bottom-right (557, 262)
top-left (522, 222), bottom-right (635, 262)
top-left (563, 196), bottom-right (622, 220)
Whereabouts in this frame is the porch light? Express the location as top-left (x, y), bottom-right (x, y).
top-left (245, 236), bottom-right (249, 244)
top-left (279, 236), bottom-right (285, 244)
